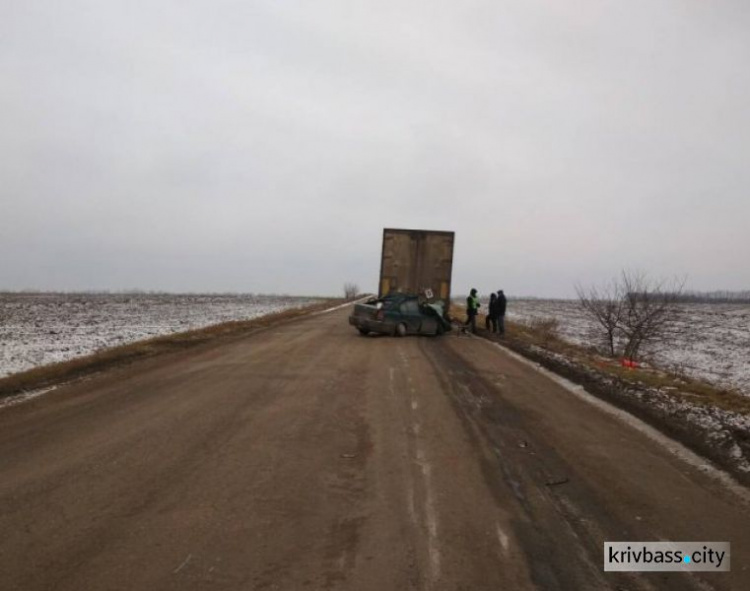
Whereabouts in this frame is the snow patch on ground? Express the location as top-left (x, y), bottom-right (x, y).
top-left (0, 293), bottom-right (323, 378)
top-left (504, 300), bottom-right (750, 395)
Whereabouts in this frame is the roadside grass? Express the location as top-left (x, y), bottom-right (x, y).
top-left (0, 298), bottom-right (344, 400)
top-left (451, 305), bottom-right (750, 416)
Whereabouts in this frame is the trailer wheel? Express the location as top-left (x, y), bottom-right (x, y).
top-left (395, 323), bottom-right (407, 337)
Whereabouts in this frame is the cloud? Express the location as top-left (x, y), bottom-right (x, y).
top-left (2, 0), bottom-right (749, 295)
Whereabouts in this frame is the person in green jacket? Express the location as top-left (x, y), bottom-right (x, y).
top-left (465, 288), bottom-right (480, 333)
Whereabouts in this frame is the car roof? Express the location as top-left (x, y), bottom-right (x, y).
top-left (381, 293), bottom-right (418, 301)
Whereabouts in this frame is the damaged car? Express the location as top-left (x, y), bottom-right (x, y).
top-left (348, 294), bottom-right (452, 337)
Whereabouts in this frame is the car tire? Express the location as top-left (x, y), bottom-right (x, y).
top-left (358, 328), bottom-right (370, 336)
top-left (395, 323), bottom-right (407, 337)
top-left (435, 324), bottom-right (444, 336)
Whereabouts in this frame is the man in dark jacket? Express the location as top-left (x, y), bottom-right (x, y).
top-left (486, 292), bottom-right (498, 332)
top-left (465, 288), bottom-right (480, 333)
top-left (496, 290), bottom-right (507, 335)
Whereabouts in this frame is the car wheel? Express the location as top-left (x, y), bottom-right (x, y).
top-left (395, 323), bottom-right (407, 337)
top-left (435, 323), bottom-right (444, 336)
top-left (358, 328), bottom-right (370, 336)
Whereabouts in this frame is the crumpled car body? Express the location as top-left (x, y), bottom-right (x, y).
top-left (348, 295), bottom-right (452, 336)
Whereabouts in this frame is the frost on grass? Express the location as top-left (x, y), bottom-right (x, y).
top-left (0, 293), bottom-right (322, 378)
top-left (506, 300), bottom-right (750, 396)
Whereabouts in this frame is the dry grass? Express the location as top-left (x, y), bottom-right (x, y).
top-left (0, 299), bottom-right (344, 399)
top-left (451, 304), bottom-right (750, 415)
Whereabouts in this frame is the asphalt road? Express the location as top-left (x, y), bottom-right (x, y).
top-left (1, 305), bottom-right (749, 590)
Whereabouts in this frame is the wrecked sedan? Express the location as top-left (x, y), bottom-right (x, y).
top-left (349, 295), bottom-right (452, 337)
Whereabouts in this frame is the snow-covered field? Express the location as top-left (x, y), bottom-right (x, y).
top-left (0, 293), bottom-right (323, 378)
top-left (505, 300), bottom-right (750, 395)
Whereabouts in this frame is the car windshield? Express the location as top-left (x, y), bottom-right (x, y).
top-left (376, 297), bottom-right (404, 310)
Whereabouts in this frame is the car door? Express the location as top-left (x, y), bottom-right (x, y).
top-left (398, 299), bottom-right (422, 333)
top-left (418, 305), bottom-right (439, 334)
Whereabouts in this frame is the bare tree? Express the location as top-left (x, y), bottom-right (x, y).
top-left (619, 271), bottom-right (685, 362)
top-left (577, 270), bottom-right (685, 362)
top-left (575, 280), bottom-right (624, 357)
top-left (343, 282), bottom-right (359, 299)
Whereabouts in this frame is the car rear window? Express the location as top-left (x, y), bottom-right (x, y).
top-left (379, 298), bottom-right (399, 309)
top-left (400, 300), bottom-right (420, 314)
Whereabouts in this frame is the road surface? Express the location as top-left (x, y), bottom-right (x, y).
top-left (1, 305), bottom-right (748, 590)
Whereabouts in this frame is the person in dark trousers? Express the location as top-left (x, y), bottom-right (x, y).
top-left (486, 292), bottom-right (498, 332)
top-left (496, 290), bottom-right (507, 335)
top-left (465, 288), bottom-right (480, 333)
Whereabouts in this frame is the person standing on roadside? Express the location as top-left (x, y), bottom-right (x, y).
top-left (486, 292), bottom-right (498, 332)
top-left (465, 288), bottom-right (481, 333)
top-left (496, 290), bottom-right (507, 335)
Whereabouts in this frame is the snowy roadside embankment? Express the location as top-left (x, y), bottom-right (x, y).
top-left (491, 335), bottom-right (750, 483)
top-left (505, 299), bottom-right (750, 396)
top-left (0, 293), bottom-right (323, 379)
top-left (462, 297), bottom-right (750, 481)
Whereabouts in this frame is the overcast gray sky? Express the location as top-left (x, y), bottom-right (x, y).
top-left (2, 1), bottom-right (749, 297)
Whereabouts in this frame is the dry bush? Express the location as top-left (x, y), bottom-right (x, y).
top-left (619, 271), bottom-right (684, 362)
top-left (527, 317), bottom-right (560, 346)
top-left (577, 270), bottom-right (684, 362)
top-left (576, 280), bottom-right (623, 357)
top-left (343, 283), bottom-right (359, 299)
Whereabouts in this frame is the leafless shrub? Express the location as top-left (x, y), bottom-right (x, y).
top-left (343, 283), bottom-right (359, 299)
top-left (577, 270), bottom-right (685, 362)
top-left (576, 280), bottom-right (624, 357)
top-left (619, 271), bottom-right (685, 362)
